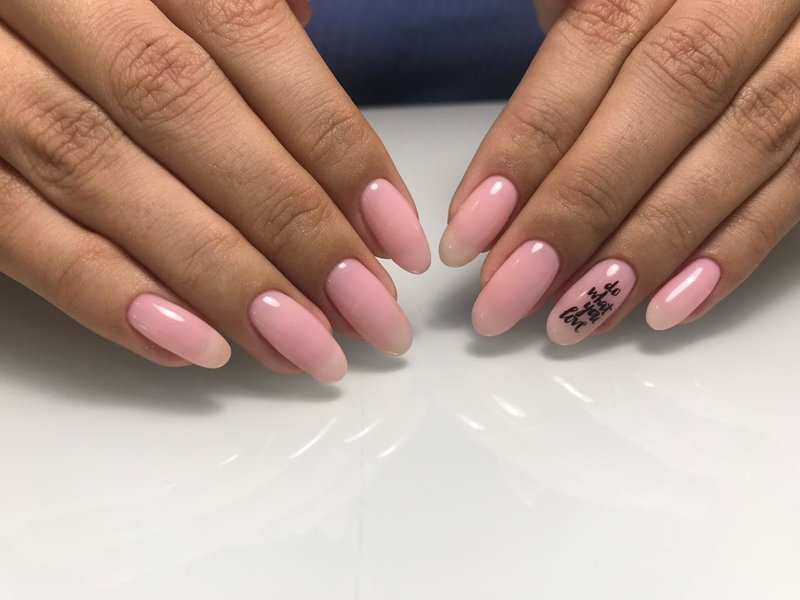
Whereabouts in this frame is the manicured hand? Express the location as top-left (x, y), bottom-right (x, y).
top-left (442, 0), bottom-right (800, 344)
top-left (0, 0), bottom-right (431, 381)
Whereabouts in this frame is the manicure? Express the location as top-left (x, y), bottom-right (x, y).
top-left (250, 292), bottom-right (348, 383)
top-left (440, 176), bottom-right (518, 267)
top-left (547, 259), bottom-right (636, 345)
top-left (361, 179), bottom-right (431, 274)
top-left (127, 294), bottom-right (231, 369)
top-left (472, 240), bottom-right (560, 336)
top-left (647, 258), bottom-right (721, 331)
top-left (326, 259), bottom-right (413, 355)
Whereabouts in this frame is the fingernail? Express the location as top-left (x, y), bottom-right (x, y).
top-left (547, 259), bottom-right (636, 345)
top-left (250, 292), bottom-right (347, 383)
top-left (127, 294), bottom-right (231, 369)
top-left (326, 259), bottom-right (413, 355)
top-left (361, 179), bottom-right (431, 274)
top-left (472, 240), bottom-right (559, 336)
top-left (440, 176), bottom-right (518, 267)
top-left (647, 258), bottom-right (721, 331)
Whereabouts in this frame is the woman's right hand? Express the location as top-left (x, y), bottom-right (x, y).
top-left (0, 0), bottom-right (431, 383)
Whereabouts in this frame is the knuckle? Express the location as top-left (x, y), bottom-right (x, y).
top-left (637, 15), bottom-right (739, 111)
top-left (563, 0), bottom-right (648, 48)
top-left (728, 72), bottom-right (800, 159)
top-left (48, 235), bottom-right (121, 312)
top-left (637, 199), bottom-right (698, 258)
top-left (304, 103), bottom-right (368, 167)
top-left (16, 94), bottom-right (120, 190)
top-left (199, 0), bottom-right (291, 50)
top-left (255, 182), bottom-right (333, 254)
top-left (108, 25), bottom-right (218, 123)
top-left (176, 226), bottom-right (244, 294)
top-left (505, 96), bottom-right (569, 168)
top-left (552, 162), bottom-right (624, 238)
top-left (729, 206), bottom-right (782, 257)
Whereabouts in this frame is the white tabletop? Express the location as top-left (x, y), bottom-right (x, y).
top-left (2, 103), bottom-right (799, 599)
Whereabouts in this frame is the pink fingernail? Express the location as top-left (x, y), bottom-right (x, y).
top-left (127, 294), bottom-right (231, 369)
top-left (547, 259), bottom-right (637, 345)
top-left (361, 179), bottom-right (431, 274)
top-left (472, 240), bottom-right (559, 336)
top-left (440, 176), bottom-right (518, 267)
top-left (250, 292), bottom-right (348, 383)
top-left (326, 259), bottom-right (413, 355)
top-left (647, 258), bottom-right (721, 331)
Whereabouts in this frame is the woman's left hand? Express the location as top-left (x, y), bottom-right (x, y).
top-left (442, 0), bottom-right (800, 344)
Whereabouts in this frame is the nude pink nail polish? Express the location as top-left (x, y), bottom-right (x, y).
top-left (127, 294), bottom-right (231, 369)
top-left (361, 179), bottom-right (431, 274)
top-left (472, 240), bottom-right (560, 336)
top-left (326, 259), bottom-right (413, 355)
top-left (440, 176), bottom-right (518, 267)
top-left (250, 292), bottom-right (347, 383)
top-left (547, 259), bottom-right (637, 346)
top-left (647, 258), bottom-right (721, 331)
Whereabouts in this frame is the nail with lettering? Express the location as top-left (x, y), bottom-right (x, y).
top-left (440, 176), bottom-right (518, 267)
top-left (547, 259), bottom-right (636, 345)
top-left (361, 179), bottom-right (431, 274)
top-left (647, 258), bottom-right (721, 331)
top-left (472, 240), bottom-right (560, 336)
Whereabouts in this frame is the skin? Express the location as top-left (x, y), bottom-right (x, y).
top-left (0, 0), bottom-right (421, 372)
top-left (450, 0), bottom-right (800, 340)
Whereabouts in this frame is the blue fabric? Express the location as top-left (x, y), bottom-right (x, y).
top-left (306, 1), bottom-right (545, 105)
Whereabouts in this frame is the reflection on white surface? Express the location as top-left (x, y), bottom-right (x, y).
top-left (1, 103), bottom-right (800, 599)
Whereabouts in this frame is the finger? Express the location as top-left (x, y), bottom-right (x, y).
top-left (0, 158), bottom-right (229, 369)
top-left (285, 0), bottom-right (313, 26)
top-left (0, 0), bottom-right (415, 348)
top-left (649, 149), bottom-right (800, 330)
top-left (546, 18), bottom-right (800, 343)
top-left (153, 0), bottom-right (431, 272)
top-left (533, 0), bottom-right (569, 32)
top-left (0, 26), bottom-right (353, 381)
top-left (442, 0), bottom-right (675, 267)
top-left (474, 0), bottom-right (800, 336)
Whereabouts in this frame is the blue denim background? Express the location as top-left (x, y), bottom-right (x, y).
top-left (306, 1), bottom-right (545, 105)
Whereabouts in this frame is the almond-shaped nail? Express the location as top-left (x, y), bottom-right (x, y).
top-left (361, 179), bottom-right (431, 274)
top-left (647, 258), bottom-right (721, 331)
top-left (250, 292), bottom-right (348, 383)
top-left (127, 294), bottom-right (231, 369)
top-left (472, 240), bottom-right (560, 336)
top-left (547, 259), bottom-right (636, 346)
top-left (326, 259), bottom-right (413, 355)
top-left (440, 176), bottom-right (518, 267)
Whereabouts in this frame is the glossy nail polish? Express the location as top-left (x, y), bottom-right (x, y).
top-left (127, 294), bottom-right (231, 369)
top-left (440, 176), bottom-right (518, 267)
top-left (250, 292), bottom-right (347, 383)
top-left (361, 179), bottom-right (431, 274)
top-left (547, 259), bottom-right (636, 346)
top-left (472, 240), bottom-right (560, 336)
top-left (326, 259), bottom-right (413, 355)
top-left (647, 258), bottom-right (721, 331)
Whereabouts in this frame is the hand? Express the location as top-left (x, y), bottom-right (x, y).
top-left (0, 0), bottom-right (431, 382)
top-left (442, 0), bottom-right (800, 344)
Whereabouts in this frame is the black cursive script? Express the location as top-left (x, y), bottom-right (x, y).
top-left (559, 280), bottom-right (621, 334)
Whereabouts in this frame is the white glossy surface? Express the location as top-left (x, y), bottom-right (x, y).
top-left (2, 103), bottom-right (799, 599)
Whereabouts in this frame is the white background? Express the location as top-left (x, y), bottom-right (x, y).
top-left (1, 103), bottom-right (799, 599)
